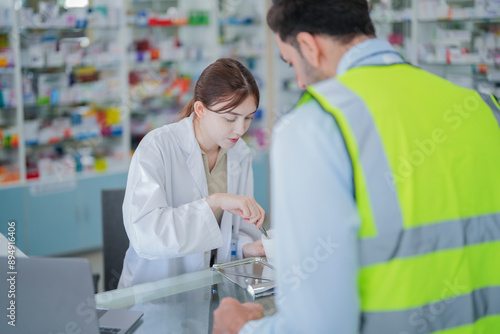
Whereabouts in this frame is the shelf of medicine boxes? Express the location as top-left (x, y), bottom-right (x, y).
top-left (217, 0), bottom-right (269, 150)
top-left (416, 19), bottom-right (500, 93)
top-left (0, 26), bottom-right (21, 184)
top-left (418, 17), bottom-right (500, 23)
top-left (22, 106), bottom-right (126, 182)
top-left (128, 59), bottom-right (193, 146)
top-left (126, 35), bottom-right (200, 132)
top-left (217, 0), bottom-right (265, 59)
top-left (415, 0), bottom-right (500, 90)
top-left (0, 67), bottom-right (15, 74)
top-left (17, 40), bottom-right (126, 182)
top-left (372, 20), bottom-right (413, 60)
top-left (0, 118), bottom-right (21, 184)
top-left (126, 5), bottom-right (215, 147)
top-left (370, 1), bottom-right (414, 62)
top-left (126, 7), bottom-right (210, 28)
top-left (273, 56), bottom-right (303, 118)
top-left (126, 9), bottom-right (214, 68)
top-left (218, 20), bottom-right (266, 60)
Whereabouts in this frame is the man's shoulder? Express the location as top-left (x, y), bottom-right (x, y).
top-left (273, 94), bottom-right (330, 137)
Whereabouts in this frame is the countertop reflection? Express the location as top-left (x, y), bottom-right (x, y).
top-left (95, 268), bottom-right (275, 334)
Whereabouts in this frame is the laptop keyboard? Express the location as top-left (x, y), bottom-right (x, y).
top-left (97, 309), bottom-right (121, 334)
top-left (100, 327), bottom-right (121, 334)
top-left (96, 309), bottom-right (108, 318)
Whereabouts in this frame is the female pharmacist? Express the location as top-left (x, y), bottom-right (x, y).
top-left (118, 58), bottom-right (265, 288)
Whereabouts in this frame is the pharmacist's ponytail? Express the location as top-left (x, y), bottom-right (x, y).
top-left (179, 97), bottom-right (195, 120)
top-left (178, 58), bottom-right (259, 120)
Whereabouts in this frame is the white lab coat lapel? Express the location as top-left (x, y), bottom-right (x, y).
top-left (217, 140), bottom-right (249, 263)
top-left (174, 114), bottom-right (250, 264)
top-left (174, 114), bottom-right (208, 198)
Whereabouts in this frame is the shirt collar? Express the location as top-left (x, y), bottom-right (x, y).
top-left (336, 38), bottom-right (405, 77)
top-left (201, 147), bottom-right (227, 164)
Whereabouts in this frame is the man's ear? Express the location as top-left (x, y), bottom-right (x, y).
top-left (194, 101), bottom-right (205, 118)
top-left (296, 32), bottom-right (321, 67)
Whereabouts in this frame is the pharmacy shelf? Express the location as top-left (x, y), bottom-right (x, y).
top-left (420, 62), bottom-right (497, 66)
top-left (2, 0), bottom-right (273, 191)
top-left (125, 0), bottom-right (219, 155)
top-left (0, 0), bottom-right (274, 255)
top-left (0, 0), bottom-right (23, 187)
top-left (219, 20), bottom-right (262, 26)
top-left (373, 20), bottom-right (412, 24)
top-left (128, 60), bottom-right (176, 69)
top-left (371, 0), bottom-right (500, 93)
top-left (129, 57), bottom-right (213, 68)
top-left (130, 0), bottom-right (178, 3)
top-left (24, 167), bottom-right (128, 185)
top-left (21, 26), bottom-right (121, 32)
top-left (418, 17), bottom-right (500, 23)
top-left (0, 145), bottom-right (18, 150)
top-left (22, 64), bottom-right (121, 72)
top-left (0, 0), bottom-right (130, 188)
top-left (23, 99), bottom-right (122, 108)
top-left (25, 131), bottom-right (123, 148)
top-left (128, 24), bottom-right (190, 28)
top-left (0, 67), bottom-right (15, 74)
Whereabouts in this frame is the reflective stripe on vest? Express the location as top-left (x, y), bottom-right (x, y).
top-left (304, 63), bottom-right (500, 333)
top-left (362, 286), bottom-right (500, 334)
top-left (480, 93), bottom-right (500, 127)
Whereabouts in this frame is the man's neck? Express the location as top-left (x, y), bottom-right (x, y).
top-left (323, 35), bottom-right (375, 78)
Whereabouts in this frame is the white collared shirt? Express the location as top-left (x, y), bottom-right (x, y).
top-left (241, 38), bottom-right (403, 334)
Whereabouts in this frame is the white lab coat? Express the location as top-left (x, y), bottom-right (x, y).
top-left (118, 113), bottom-right (260, 288)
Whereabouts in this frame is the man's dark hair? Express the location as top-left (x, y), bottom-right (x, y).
top-left (267, 0), bottom-right (376, 47)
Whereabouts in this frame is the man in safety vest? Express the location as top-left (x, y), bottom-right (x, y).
top-left (213, 0), bottom-right (500, 333)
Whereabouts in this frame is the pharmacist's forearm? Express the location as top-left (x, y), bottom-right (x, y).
top-left (206, 193), bottom-right (220, 213)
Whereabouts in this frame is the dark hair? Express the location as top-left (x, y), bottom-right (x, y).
top-left (267, 0), bottom-right (376, 47)
top-left (178, 58), bottom-right (260, 120)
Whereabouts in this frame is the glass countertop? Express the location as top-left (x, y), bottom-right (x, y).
top-left (95, 268), bottom-right (276, 333)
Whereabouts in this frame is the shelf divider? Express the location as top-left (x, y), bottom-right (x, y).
top-left (11, 0), bottom-right (26, 184)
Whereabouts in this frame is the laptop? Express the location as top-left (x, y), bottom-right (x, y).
top-left (0, 256), bottom-right (143, 334)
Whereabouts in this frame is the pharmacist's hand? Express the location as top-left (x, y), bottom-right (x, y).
top-left (206, 193), bottom-right (265, 228)
top-left (242, 239), bottom-right (265, 258)
top-left (213, 297), bottom-right (264, 334)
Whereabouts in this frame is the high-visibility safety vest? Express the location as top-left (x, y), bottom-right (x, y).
top-left (301, 63), bottom-right (500, 334)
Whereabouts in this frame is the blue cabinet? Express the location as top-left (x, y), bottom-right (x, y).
top-left (0, 187), bottom-right (28, 253)
top-left (25, 182), bottom-right (80, 255)
top-left (252, 152), bottom-right (269, 213)
top-left (77, 173), bottom-right (128, 251)
top-left (0, 158), bottom-right (267, 256)
top-left (0, 172), bottom-right (128, 256)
